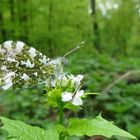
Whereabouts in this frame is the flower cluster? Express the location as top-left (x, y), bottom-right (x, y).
top-left (49, 73), bottom-right (85, 106)
top-left (0, 41), bottom-right (63, 90)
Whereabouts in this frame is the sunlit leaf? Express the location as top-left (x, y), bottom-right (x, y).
top-left (67, 114), bottom-right (137, 139)
top-left (0, 116), bottom-right (59, 140)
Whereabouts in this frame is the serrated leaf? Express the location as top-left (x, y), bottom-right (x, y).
top-left (0, 116), bottom-right (59, 140)
top-left (67, 115), bottom-right (137, 139)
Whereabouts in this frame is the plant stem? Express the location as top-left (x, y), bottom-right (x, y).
top-left (59, 103), bottom-right (64, 125)
top-left (59, 103), bottom-right (65, 140)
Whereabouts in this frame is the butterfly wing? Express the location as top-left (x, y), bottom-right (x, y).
top-left (0, 41), bottom-right (60, 90)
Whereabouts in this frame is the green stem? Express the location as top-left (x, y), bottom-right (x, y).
top-left (59, 103), bottom-right (64, 125)
top-left (59, 103), bottom-right (65, 140)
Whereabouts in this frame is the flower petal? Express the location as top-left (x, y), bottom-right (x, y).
top-left (75, 90), bottom-right (84, 98)
top-left (72, 97), bottom-right (83, 106)
top-left (62, 92), bottom-right (72, 102)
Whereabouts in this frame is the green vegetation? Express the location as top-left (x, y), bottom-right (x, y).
top-left (0, 0), bottom-right (140, 140)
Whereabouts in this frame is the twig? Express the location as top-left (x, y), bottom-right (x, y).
top-left (102, 70), bottom-right (140, 94)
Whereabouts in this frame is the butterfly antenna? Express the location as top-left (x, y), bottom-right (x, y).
top-left (62, 41), bottom-right (86, 59)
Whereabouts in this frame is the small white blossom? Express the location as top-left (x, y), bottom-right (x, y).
top-left (21, 73), bottom-right (29, 81)
top-left (28, 47), bottom-right (37, 58)
top-left (62, 92), bottom-right (72, 102)
top-left (69, 74), bottom-right (84, 87)
top-left (15, 41), bottom-right (25, 53)
top-left (62, 90), bottom-right (84, 106)
top-left (72, 90), bottom-right (84, 106)
top-left (21, 59), bottom-right (35, 68)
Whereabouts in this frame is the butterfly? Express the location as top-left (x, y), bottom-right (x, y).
top-left (0, 41), bottom-right (85, 90)
top-left (0, 41), bottom-right (63, 90)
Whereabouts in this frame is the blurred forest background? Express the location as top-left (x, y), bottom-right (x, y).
top-left (0, 0), bottom-right (140, 140)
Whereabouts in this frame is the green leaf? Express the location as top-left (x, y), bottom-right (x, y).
top-left (82, 92), bottom-right (100, 98)
top-left (55, 124), bottom-right (67, 133)
top-left (67, 115), bottom-right (137, 139)
top-left (46, 89), bottom-right (62, 108)
top-left (0, 116), bottom-right (59, 140)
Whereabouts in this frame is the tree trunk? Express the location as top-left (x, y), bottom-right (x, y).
top-left (17, 0), bottom-right (29, 42)
top-left (0, 1), bottom-right (6, 41)
top-left (88, 0), bottom-right (101, 52)
top-left (9, 0), bottom-right (16, 38)
top-left (48, 0), bottom-right (54, 57)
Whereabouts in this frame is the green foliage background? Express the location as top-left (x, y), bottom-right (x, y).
top-left (0, 0), bottom-right (140, 140)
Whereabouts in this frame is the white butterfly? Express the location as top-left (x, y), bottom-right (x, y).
top-left (0, 41), bottom-right (63, 90)
top-left (0, 41), bottom-right (85, 90)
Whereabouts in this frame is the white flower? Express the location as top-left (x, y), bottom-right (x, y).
top-left (69, 74), bottom-right (84, 87)
top-left (62, 92), bottom-right (72, 102)
top-left (21, 59), bottom-right (35, 68)
top-left (21, 73), bottom-right (29, 81)
top-left (1, 78), bottom-right (13, 90)
top-left (3, 40), bottom-right (13, 51)
top-left (61, 90), bottom-right (84, 106)
top-left (28, 47), bottom-right (37, 58)
top-left (15, 41), bottom-right (25, 53)
top-left (72, 90), bottom-right (84, 106)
